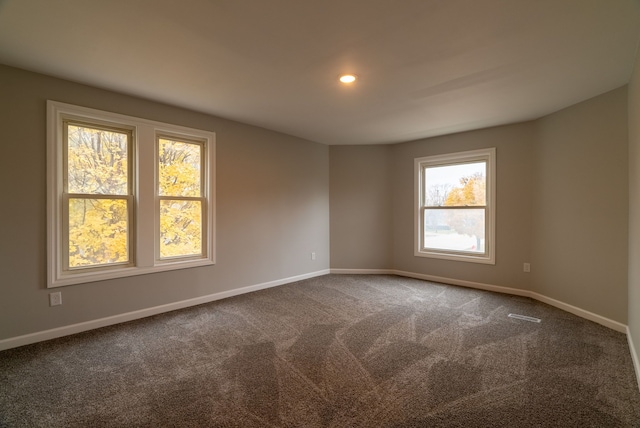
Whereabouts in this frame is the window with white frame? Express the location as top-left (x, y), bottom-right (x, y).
top-left (47, 101), bottom-right (215, 287)
top-left (157, 135), bottom-right (206, 260)
top-left (415, 148), bottom-right (495, 264)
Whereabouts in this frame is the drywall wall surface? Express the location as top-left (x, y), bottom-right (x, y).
top-left (531, 86), bottom-right (629, 323)
top-left (390, 122), bottom-right (535, 290)
top-left (329, 145), bottom-right (393, 269)
top-left (629, 47), bottom-right (640, 359)
top-left (0, 65), bottom-right (330, 340)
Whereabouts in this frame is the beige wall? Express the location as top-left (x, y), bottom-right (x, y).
top-left (329, 123), bottom-right (535, 289)
top-left (329, 145), bottom-right (393, 269)
top-left (0, 61), bottom-right (634, 344)
top-left (390, 123), bottom-right (535, 290)
top-left (629, 47), bottom-right (640, 361)
top-left (531, 87), bottom-right (629, 323)
top-left (0, 65), bottom-right (330, 341)
top-left (329, 87), bottom-right (630, 325)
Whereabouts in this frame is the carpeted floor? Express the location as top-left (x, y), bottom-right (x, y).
top-left (1, 274), bottom-right (639, 427)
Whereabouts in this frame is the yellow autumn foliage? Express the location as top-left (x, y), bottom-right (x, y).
top-left (443, 173), bottom-right (486, 250)
top-left (443, 172), bottom-right (485, 207)
top-left (158, 138), bottom-right (203, 259)
top-left (67, 125), bottom-right (130, 267)
top-left (66, 127), bottom-right (203, 268)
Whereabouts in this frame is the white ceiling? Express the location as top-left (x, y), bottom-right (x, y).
top-left (1, 0), bottom-right (639, 145)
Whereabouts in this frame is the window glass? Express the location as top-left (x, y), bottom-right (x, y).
top-left (158, 138), bottom-right (201, 197)
top-left (424, 162), bottom-right (485, 206)
top-left (423, 208), bottom-right (485, 253)
top-left (159, 200), bottom-right (202, 258)
top-left (158, 137), bottom-right (204, 260)
top-left (67, 124), bottom-right (129, 195)
top-left (68, 198), bottom-right (129, 267)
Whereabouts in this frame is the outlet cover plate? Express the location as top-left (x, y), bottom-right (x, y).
top-left (49, 292), bottom-right (62, 306)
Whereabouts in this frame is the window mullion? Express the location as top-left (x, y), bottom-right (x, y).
top-left (135, 125), bottom-right (154, 268)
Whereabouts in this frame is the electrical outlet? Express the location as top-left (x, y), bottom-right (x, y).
top-left (49, 292), bottom-right (62, 307)
top-left (311, 252), bottom-right (316, 261)
top-left (523, 263), bottom-right (531, 273)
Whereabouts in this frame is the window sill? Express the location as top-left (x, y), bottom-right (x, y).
top-left (48, 259), bottom-right (215, 288)
top-left (414, 249), bottom-right (495, 265)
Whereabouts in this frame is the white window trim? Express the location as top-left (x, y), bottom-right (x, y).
top-left (47, 101), bottom-right (216, 288)
top-left (414, 148), bottom-right (496, 265)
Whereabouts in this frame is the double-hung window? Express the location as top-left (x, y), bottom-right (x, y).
top-left (64, 121), bottom-right (134, 270)
top-left (47, 101), bottom-right (216, 287)
top-left (415, 148), bottom-right (495, 264)
top-left (157, 136), bottom-right (206, 260)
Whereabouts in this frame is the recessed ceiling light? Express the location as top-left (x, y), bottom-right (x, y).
top-left (339, 74), bottom-right (357, 84)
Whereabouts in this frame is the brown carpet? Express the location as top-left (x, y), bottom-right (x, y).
top-left (1, 274), bottom-right (639, 427)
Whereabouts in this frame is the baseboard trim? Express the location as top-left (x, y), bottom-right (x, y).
top-left (0, 269), bottom-right (330, 351)
top-left (330, 268), bottom-right (395, 275)
top-left (392, 270), bottom-right (532, 298)
top-left (1, 268), bottom-right (628, 352)
top-left (528, 291), bottom-right (626, 333)
top-left (397, 270), bottom-right (626, 332)
top-left (330, 268), bottom-right (627, 334)
top-left (628, 328), bottom-right (640, 392)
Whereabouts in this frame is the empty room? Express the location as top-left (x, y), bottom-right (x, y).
top-left (2, 0), bottom-right (640, 426)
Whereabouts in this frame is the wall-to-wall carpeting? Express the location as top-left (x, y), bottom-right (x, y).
top-left (1, 275), bottom-right (638, 427)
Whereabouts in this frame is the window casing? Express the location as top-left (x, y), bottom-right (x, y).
top-left (47, 101), bottom-right (216, 287)
top-left (414, 148), bottom-right (495, 264)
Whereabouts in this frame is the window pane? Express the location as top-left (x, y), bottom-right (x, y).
top-left (67, 124), bottom-right (128, 195)
top-left (160, 200), bottom-right (202, 258)
top-left (424, 162), bottom-right (486, 207)
top-left (68, 198), bottom-right (129, 267)
top-left (158, 138), bottom-right (201, 197)
top-left (423, 208), bottom-right (485, 253)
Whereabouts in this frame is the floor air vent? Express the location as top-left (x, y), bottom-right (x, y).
top-left (508, 313), bottom-right (541, 323)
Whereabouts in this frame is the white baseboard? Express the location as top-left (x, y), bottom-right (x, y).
top-left (628, 328), bottom-right (640, 392)
top-left (330, 268), bottom-right (627, 334)
top-left (1, 268), bottom-right (629, 354)
top-left (529, 291), bottom-right (626, 333)
top-left (0, 269), bottom-right (330, 351)
top-left (330, 268), bottom-right (395, 275)
top-left (392, 270), bottom-right (532, 298)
